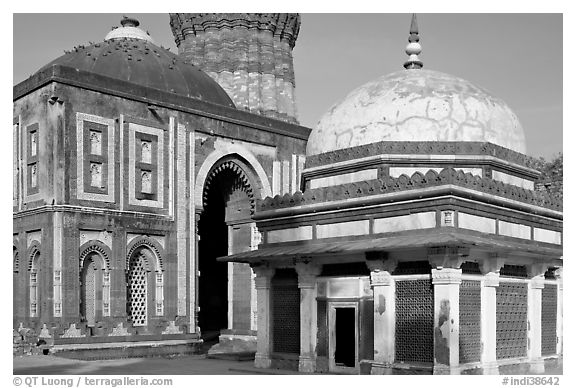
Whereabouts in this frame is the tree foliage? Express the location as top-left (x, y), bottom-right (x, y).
top-left (536, 152), bottom-right (563, 199)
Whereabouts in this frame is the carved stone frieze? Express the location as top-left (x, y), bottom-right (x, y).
top-left (258, 167), bottom-right (561, 213)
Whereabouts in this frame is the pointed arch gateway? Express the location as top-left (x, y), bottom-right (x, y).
top-left (197, 156), bottom-right (263, 336)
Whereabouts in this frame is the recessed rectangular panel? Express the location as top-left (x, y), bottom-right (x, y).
top-left (498, 220), bottom-right (531, 240)
top-left (458, 213), bottom-right (496, 234)
top-left (316, 220), bottom-right (369, 239)
top-left (267, 225), bottom-right (313, 243)
top-left (533, 227), bottom-right (562, 245)
top-left (373, 212), bottom-right (436, 234)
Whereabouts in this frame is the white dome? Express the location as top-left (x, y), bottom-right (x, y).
top-left (307, 69), bottom-right (526, 156)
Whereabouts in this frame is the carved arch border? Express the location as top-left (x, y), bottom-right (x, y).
top-left (194, 145), bottom-right (272, 211)
top-left (26, 241), bottom-right (41, 271)
top-left (126, 236), bottom-right (165, 272)
top-left (79, 240), bottom-right (112, 272)
top-left (13, 237), bottom-right (20, 273)
top-left (202, 158), bottom-right (259, 212)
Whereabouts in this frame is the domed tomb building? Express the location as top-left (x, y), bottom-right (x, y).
top-left (222, 15), bottom-right (563, 374)
top-left (13, 16), bottom-right (310, 356)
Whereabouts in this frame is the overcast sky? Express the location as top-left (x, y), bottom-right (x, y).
top-left (13, 13), bottom-right (562, 159)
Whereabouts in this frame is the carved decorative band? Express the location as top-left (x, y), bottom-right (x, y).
top-left (483, 272), bottom-right (500, 287)
top-left (431, 268), bottom-right (462, 285)
top-left (305, 141), bottom-right (541, 170)
top-left (258, 167), bottom-right (561, 212)
top-left (370, 271), bottom-right (393, 287)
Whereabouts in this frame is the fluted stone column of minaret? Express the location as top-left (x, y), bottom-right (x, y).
top-left (170, 13), bottom-right (300, 124)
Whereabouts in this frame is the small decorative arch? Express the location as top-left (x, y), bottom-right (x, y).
top-left (26, 241), bottom-right (41, 271)
top-left (79, 240), bottom-right (112, 271)
top-left (195, 145), bottom-right (272, 210)
top-left (126, 236), bottom-right (164, 272)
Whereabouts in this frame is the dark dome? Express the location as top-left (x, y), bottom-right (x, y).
top-left (38, 37), bottom-right (235, 107)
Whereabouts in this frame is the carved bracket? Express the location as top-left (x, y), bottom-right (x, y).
top-left (428, 246), bottom-right (469, 269)
top-left (527, 262), bottom-right (549, 278)
top-left (295, 261), bottom-right (322, 288)
top-left (479, 257), bottom-right (506, 275)
top-left (252, 263), bottom-right (276, 289)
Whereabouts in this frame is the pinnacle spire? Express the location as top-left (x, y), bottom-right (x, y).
top-left (404, 13), bottom-right (423, 69)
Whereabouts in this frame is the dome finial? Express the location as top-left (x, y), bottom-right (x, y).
top-left (121, 16), bottom-right (140, 28)
top-left (105, 16), bottom-right (154, 43)
top-left (403, 13), bottom-right (423, 69)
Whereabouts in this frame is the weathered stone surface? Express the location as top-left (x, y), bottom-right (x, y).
top-left (308, 69), bottom-right (526, 155)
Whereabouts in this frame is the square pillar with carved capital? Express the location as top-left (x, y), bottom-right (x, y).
top-left (252, 265), bottom-right (275, 369)
top-left (555, 268), bottom-right (563, 355)
top-left (295, 262), bottom-right (322, 373)
top-left (480, 270), bottom-right (500, 374)
top-left (366, 254), bottom-right (397, 374)
top-left (431, 267), bottom-right (462, 374)
top-left (527, 263), bottom-right (547, 374)
top-left (479, 258), bottom-right (504, 374)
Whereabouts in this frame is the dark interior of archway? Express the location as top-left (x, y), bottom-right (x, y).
top-left (198, 167), bottom-right (252, 336)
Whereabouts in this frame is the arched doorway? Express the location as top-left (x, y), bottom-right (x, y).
top-left (81, 258), bottom-right (97, 327)
top-left (198, 158), bottom-right (257, 338)
top-left (80, 252), bottom-right (108, 330)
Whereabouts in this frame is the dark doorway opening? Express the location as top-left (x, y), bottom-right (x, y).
top-left (198, 183), bottom-right (229, 335)
top-left (335, 307), bottom-right (356, 367)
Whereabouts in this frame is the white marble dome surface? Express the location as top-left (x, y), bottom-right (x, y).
top-left (307, 69), bottom-right (527, 156)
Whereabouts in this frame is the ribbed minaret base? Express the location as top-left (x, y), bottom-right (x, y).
top-left (170, 13), bottom-right (300, 124)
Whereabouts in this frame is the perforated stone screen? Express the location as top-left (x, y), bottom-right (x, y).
top-left (395, 279), bottom-right (434, 363)
top-left (459, 280), bottom-right (481, 363)
top-left (127, 254), bottom-right (148, 326)
top-left (271, 273), bottom-right (300, 354)
top-left (541, 284), bottom-right (558, 356)
top-left (496, 282), bottom-right (527, 359)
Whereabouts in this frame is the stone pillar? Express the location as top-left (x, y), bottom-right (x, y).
top-left (555, 267), bottom-right (563, 355)
top-left (366, 255), bottom-right (397, 374)
top-left (480, 268), bottom-right (500, 374)
top-left (431, 267), bottom-right (462, 374)
top-left (527, 263), bottom-right (547, 373)
top-left (295, 262), bottom-right (322, 373)
top-left (252, 265), bottom-right (275, 369)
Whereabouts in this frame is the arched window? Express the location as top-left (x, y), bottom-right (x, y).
top-left (29, 250), bottom-right (40, 317)
top-left (126, 240), bottom-right (164, 327)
